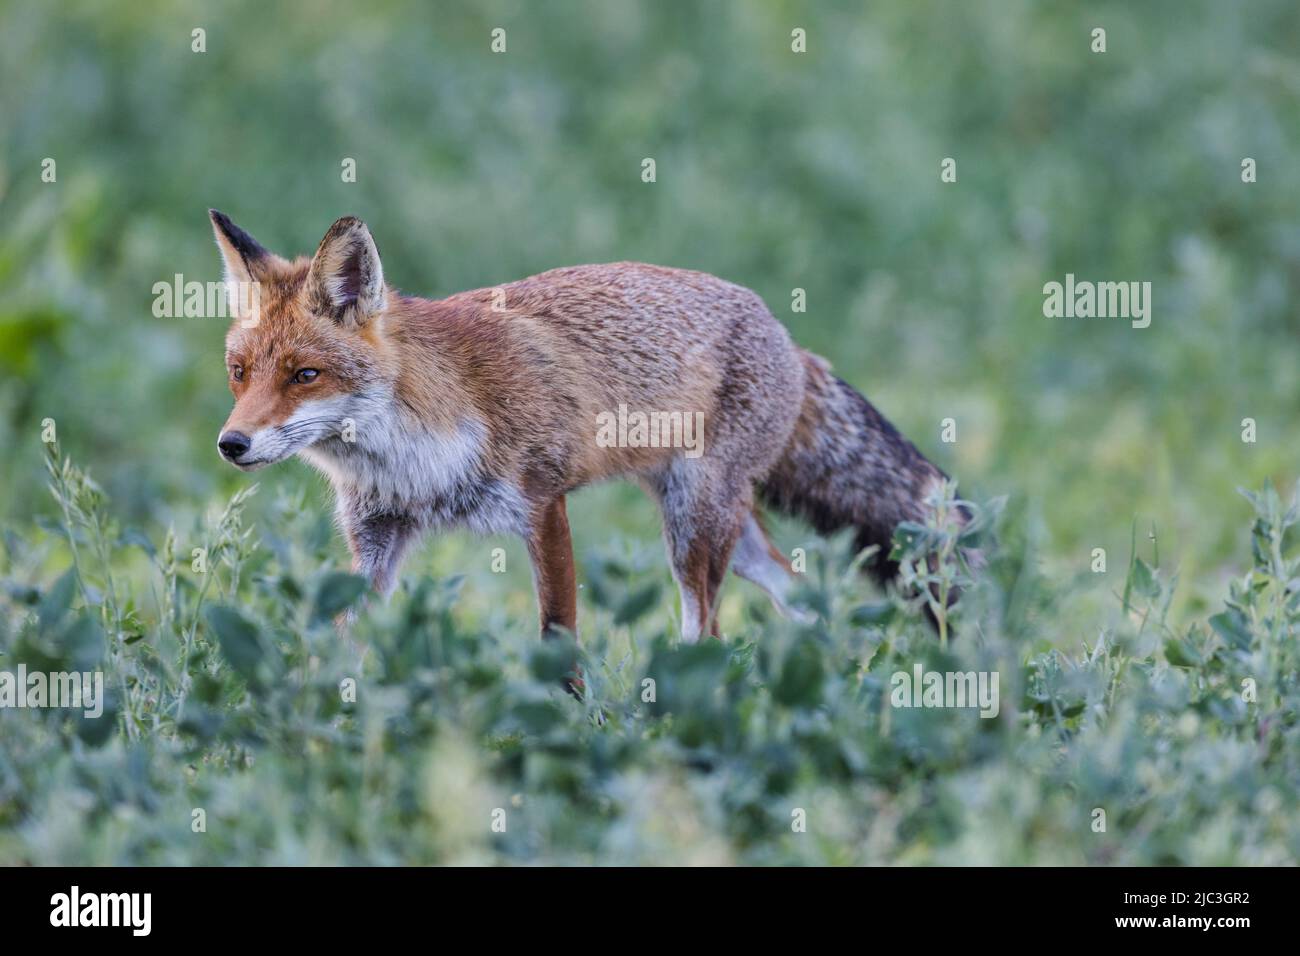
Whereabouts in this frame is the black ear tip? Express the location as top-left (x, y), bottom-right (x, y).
top-left (209, 210), bottom-right (268, 260)
top-left (330, 215), bottom-right (367, 234)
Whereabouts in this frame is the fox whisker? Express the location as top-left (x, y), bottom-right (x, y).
top-left (277, 419), bottom-right (340, 438)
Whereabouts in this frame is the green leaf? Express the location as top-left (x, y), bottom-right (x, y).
top-left (1208, 609), bottom-right (1254, 651)
top-left (311, 572), bottom-right (369, 625)
top-left (1122, 518), bottom-right (1137, 612)
top-left (1131, 557), bottom-right (1158, 598)
top-left (119, 527), bottom-right (156, 558)
top-left (1163, 636), bottom-right (1201, 668)
top-left (206, 605), bottom-right (281, 684)
top-left (850, 601), bottom-right (896, 628)
top-left (889, 521), bottom-right (929, 560)
top-left (509, 699), bottom-right (565, 734)
top-left (614, 581), bottom-right (661, 626)
top-left (37, 568), bottom-right (78, 633)
top-left (772, 637), bottom-right (825, 707)
top-left (529, 631), bottom-right (579, 683)
top-left (75, 690), bottom-right (118, 747)
top-left (59, 614), bottom-right (106, 670)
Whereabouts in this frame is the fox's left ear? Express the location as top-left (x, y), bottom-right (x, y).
top-left (307, 216), bottom-right (387, 327)
top-left (210, 210), bottom-right (282, 325)
top-left (209, 209), bottom-right (274, 284)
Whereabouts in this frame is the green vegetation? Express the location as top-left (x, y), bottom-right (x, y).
top-left (2, 447), bottom-right (1297, 864)
top-left (1, 1), bottom-right (1298, 864)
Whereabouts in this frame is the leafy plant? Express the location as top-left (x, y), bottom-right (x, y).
top-left (2, 451), bottom-right (1296, 864)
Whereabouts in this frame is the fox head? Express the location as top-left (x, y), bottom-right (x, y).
top-left (211, 210), bottom-right (393, 470)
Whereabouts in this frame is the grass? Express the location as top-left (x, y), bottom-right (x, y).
top-left (1, 445), bottom-right (1296, 865)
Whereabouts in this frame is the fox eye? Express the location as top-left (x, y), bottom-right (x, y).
top-left (230, 364), bottom-right (244, 382)
top-left (293, 368), bottom-right (319, 384)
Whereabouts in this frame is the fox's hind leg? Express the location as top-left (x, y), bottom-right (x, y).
top-left (647, 460), bottom-right (747, 642)
top-left (731, 510), bottom-right (816, 625)
top-left (683, 510), bottom-right (746, 642)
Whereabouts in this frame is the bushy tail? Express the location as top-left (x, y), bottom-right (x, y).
top-left (759, 350), bottom-right (951, 582)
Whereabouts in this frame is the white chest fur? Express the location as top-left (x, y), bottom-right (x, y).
top-left (301, 415), bottom-right (529, 537)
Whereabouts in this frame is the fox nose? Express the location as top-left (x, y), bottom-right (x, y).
top-left (218, 431), bottom-right (251, 461)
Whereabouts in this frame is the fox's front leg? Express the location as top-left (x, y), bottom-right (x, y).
top-left (333, 512), bottom-right (417, 664)
top-left (525, 495), bottom-right (581, 694)
top-left (341, 510), bottom-right (417, 628)
top-left (525, 496), bottom-right (577, 636)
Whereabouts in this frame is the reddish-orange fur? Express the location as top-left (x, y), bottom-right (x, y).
top-left (211, 212), bottom-right (956, 682)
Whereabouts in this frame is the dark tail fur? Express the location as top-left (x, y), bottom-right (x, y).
top-left (759, 350), bottom-right (952, 583)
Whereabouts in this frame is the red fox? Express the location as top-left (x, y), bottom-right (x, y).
top-left (211, 211), bottom-right (956, 647)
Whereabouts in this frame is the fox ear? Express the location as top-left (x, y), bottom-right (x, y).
top-left (307, 216), bottom-right (386, 327)
top-left (209, 209), bottom-right (271, 285)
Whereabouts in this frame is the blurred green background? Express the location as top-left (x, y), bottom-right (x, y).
top-left (3, 0), bottom-right (1300, 869)
top-left (2, 0), bottom-right (1299, 628)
